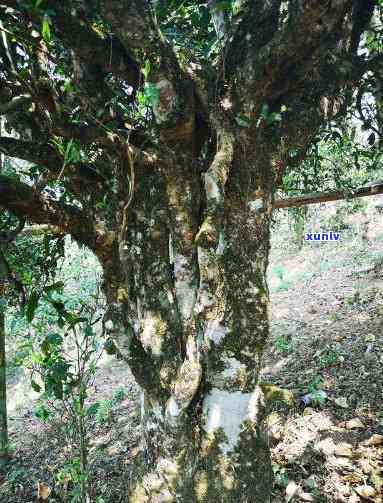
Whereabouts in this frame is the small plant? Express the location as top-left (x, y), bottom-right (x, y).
top-left (315, 347), bottom-right (340, 368)
top-left (94, 399), bottom-right (113, 426)
top-left (27, 292), bottom-right (105, 503)
top-left (345, 291), bottom-right (361, 305)
top-left (275, 280), bottom-right (293, 292)
top-left (297, 271), bottom-right (311, 283)
top-left (273, 336), bottom-right (292, 354)
top-left (307, 375), bottom-right (324, 393)
top-left (328, 311), bottom-right (339, 322)
top-left (271, 264), bottom-right (293, 292)
top-left (87, 387), bottom-right (127, 426)
top-left (272, 464), bottom-right (289, 489)
top-left (7, 467), bottom-right (27, 490)
top-left (272, 264), bottom-right (286, 281)
top-left (300, 375), bottom-right (327, 408)
top-left (308, 389), bottom-right (328, 407)
top-left (319, 260), bottom-right (331, 273)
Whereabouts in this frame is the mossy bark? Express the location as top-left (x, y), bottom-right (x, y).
top-left (101, 135), bottom-right (274, 502)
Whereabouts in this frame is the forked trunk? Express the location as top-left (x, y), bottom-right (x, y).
top-left (101, 134), bottom-right (275, 501)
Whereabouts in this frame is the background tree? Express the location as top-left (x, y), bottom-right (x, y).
top-left (0, 1), bottom-right (381, 500)
top-left (0, 281), bottom-right (8, 466)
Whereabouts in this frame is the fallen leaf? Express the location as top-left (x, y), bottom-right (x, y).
top-left (364, 434), bottom-right (383, 446)
top-left (343, 473), bottom-right (364, 484)
top-left (354, 485), bottom-right (376, 499)
top-left (359, 459), bottom-right (373, 474)
top-left (333, 457), bottom-right (354, 469)
top-left (334, 443), bottom-right (353, 457)
top-left (37, 482), bottom-right (51, 500)
top-left (345, 418), bottom-right (364, 429)
top-left (286, 480), bottom-right (300, 502)
top-left (334, 397), bottom-right (349, 408)
top-left (300, 492), bottom-right (315, 502)
top-left (315, 438), bottom-right (335, 456)
top-left (370, 473), bottom-right (383, 491)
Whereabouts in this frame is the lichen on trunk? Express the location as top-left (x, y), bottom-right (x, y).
top-left (100, 134), bottom-right (275, 502)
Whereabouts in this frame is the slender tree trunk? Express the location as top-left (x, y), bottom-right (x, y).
top-left (0, 305), bottom-right (8, 466)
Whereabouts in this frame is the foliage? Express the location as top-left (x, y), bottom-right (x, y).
top-left (314, 347), bottom-right (341, 369)
top-left (30, 302), bottom-right (103, 503)
top-left (6, 240), bottom-right (104, 502)
top-left (282, 127), bottom-right (383, 198)
top-left (273, 336), bottom-right (293, 355)
top-left (299, 375), bottom-right (328, 408)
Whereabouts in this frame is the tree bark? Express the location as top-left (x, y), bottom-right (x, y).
top-left (0, 297), bottom-right (8, 466)
top-left (100, 134), bottom-right (274, 501)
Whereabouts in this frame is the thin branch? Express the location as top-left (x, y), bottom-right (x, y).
top-left (0, 94), bottom-right (31, 114)
top-left (274, 181), bottom-right (383, 209)
top-left (0, 174), bottom-right (97, 249)
top-left (208, 0), bottom-right (228, 41)
top-left (0, 136), bottom-right (107, 186)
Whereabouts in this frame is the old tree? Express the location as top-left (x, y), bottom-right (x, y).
top-left (0, 0), bottom-right (380, 500)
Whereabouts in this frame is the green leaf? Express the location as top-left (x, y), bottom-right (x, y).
top-left (260, 103), bottom-right (269, 118)
top-left (31, 380), bottom-right (41, 393)
top-left (62, 311), bottom-right (87, 326)
top-left (84, 323), bottom-right (94, 338)
top-left (42, 16), bottom-right (51, 43)
top-left (104, 338), bottom-right (117, 355)
top-left (44, 281), bottom-right (64, 294)
top-left (41, 338), bottom-right (50, 355)
top-left (235, 115), bottom-right (251, 128)
top-left (215, 1), bottom-right (232, 12)
top-left (34, 404), bottom-right (51, 421)
top-left (52, 381), bottom-right (63, 399)
top-left (142, 59), bottom-right (151, 80)
top-left (143, 83), bottom-right (160, 108)
top-left (26, 290), bottom-right (39, 322)
top-left (46, 332), bottom-right (63, 346)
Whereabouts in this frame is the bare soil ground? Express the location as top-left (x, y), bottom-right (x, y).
top-left (1, 199), bottom-right (382, 502)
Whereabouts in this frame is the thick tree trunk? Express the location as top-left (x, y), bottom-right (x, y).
top-left (101, 134), bottom-right (274, 501)
top-left (127, 227), bottom-right (273, 502)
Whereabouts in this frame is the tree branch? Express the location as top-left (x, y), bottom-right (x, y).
top-left (274, 181), bottom-right (383, 209)
top-left (0, 136), bottom-right (61, 170)
top-left (100, 0), bottom-right (196, 135)
top-left (0, 175), bottom-right (96, 248)
top-left (225, 0), bottom-right (352, 98)
top-left (25, 1), bottom-right (139, 106)
top-left (0, 94), bottom-right (31, 114)
top-left (0, 136), bottom-right (106, 184)
top-left (208, 0), bottom-right (228, 41)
